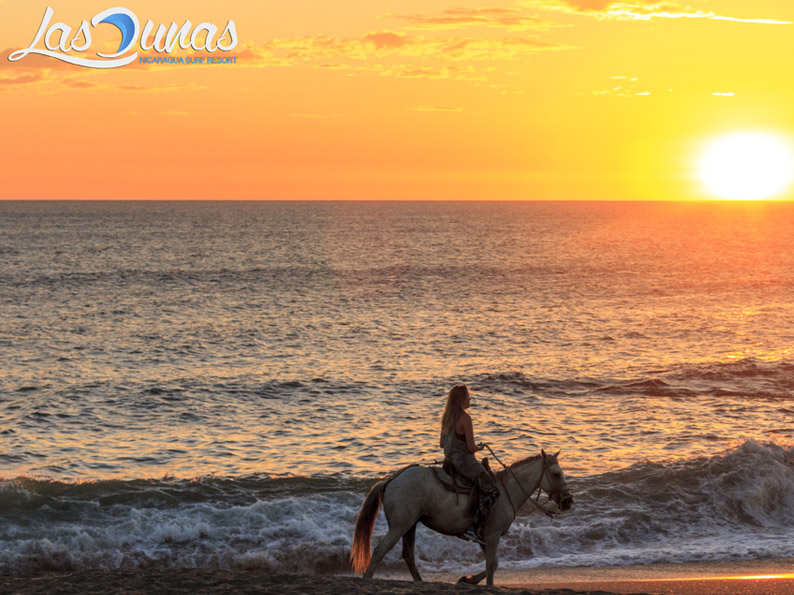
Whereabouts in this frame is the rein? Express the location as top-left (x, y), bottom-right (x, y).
top-left (483, 444), bottom-right (559, 520)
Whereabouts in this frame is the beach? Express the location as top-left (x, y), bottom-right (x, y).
top-left (498, 558), bottom-right (794, 595)
top-left (3, 202), bottom-right (794, 587)
top-left (3, 571), bottom-right (622, 595)
top-left (3, 559), bottom-right (794, 595)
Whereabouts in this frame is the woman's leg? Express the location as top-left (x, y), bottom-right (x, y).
top-left (473, 472), bottom-right (499, 536)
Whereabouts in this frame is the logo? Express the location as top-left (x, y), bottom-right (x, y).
top-left (8, 7), bottom-right (238, 69)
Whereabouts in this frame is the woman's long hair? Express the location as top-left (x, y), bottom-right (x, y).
top-left (440, 384), bottom-right (470, 443)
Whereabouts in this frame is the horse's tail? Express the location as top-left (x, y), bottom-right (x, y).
top-left (350, 478), bottom-right (387, 575)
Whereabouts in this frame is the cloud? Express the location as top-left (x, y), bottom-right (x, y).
top-left (64, 79), bottom-right (103, 89)
top-left (560, 0), bottom-right (621, 9)
top-left (438, 37), bottom-right (561, 60)
top-left (117, 82), bottom-right (205, 93)
top-left (290, 113), bottom-right (348, 119)
top-left (225, 31), bottom-right (569, 88)
top-left (0, 49), bottom-right (207, 94)
top-left (380, 64), bottom-right (485, 80)
top-left (407, 105), bottom-right (464, 111)
top-left (536, 0), bottom-right (792, 23)
top-left (0, 71), bottom-right (45, 86)
top-left (217, 30), bottom-right (572, 91)
top-left (0, 47), bottom-right (77, 70)
top-left (1, 20), bottom-right (570, 92)
top-left (306, 62), bottom-right (488, 81)
top-left (0, 51), bottom-right (61, 91)
top-left (385, 7), bottom-right (549, 31)
top-left (593, 75), bottom-right (653, 96)
top-left (241, 33), bottom-right (567, 68)
top-left (705, 14), bottom-right (791, 25)
top-left (362, 31), bottom-right (409, 49)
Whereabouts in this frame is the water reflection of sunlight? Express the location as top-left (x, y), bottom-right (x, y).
top-left (733, 574), bottom-right (794, 580)
top-left (659, 574), bottom-right (794, 582)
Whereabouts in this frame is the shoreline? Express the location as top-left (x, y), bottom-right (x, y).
top-left (377, 558), bottom-right (794, 595)
top-left (3, 559), bottom-right (793, 595)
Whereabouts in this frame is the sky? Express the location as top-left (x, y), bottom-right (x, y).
top-left (1, 0), bottom-right (793, 200)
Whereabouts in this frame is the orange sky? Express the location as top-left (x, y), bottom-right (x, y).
top-left (1, 0), bottom-right (793, 200)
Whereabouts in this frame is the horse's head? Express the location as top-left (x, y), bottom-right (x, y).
top-left (540, 449), bottom-right (574, 512)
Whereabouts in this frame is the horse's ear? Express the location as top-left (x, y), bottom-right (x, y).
top-left (554, 450), bottom-right (561, 459)
top-left (541, 449), bottom-right (547, 460)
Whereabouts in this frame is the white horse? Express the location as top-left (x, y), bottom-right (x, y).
top-left (351, 450), bottom-right (573, 586)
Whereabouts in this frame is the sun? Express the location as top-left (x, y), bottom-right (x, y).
top-left (697, 132), bottom-right (794, 200)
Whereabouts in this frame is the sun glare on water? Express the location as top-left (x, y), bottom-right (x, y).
top-left (697, 132), bottom-right (794, 200)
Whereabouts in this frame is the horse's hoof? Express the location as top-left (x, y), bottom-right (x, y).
top-left (457, 576), bottom-right (475, 585)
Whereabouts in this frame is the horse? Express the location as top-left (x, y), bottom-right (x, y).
top-left (350, 449), bottom-right (574, 586)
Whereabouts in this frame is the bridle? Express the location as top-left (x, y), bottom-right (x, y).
top-left (483, 444), bottom-right (563, 520)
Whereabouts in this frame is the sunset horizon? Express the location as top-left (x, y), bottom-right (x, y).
top-left (3, 1), bottom-right (794, 201)
top-left (4, 3), bottom-right (794, 594)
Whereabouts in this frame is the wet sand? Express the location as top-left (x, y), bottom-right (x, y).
top-left (398, 558), bottom-right (794, 595)
top-left (2, 559), bottom-right (793, 595)
top-left (0, 570), bottom-right (629, 595)
top-left (500, 558), bottom-right (794, 594)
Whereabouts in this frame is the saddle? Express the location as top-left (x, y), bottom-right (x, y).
top-left (430, 457), bottom-right (495, 518)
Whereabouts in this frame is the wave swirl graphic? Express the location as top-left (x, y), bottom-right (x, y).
top-left (95, 10), bottom-right (139, 57)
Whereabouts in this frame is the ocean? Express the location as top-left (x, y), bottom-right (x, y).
top-left (2, 200), bottom-right (794, 574)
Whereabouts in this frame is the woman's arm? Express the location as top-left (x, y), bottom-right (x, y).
top-left (458, 413), bottom-right (484, 454)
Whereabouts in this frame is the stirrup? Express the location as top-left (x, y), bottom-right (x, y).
top-left (462, 527), bottom-right (486, 546)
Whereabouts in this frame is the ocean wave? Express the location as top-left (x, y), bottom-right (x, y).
top-left (664, 358), bottom-right (794, 400)
top-left (530, 438), bottom-right (794, 568)
top-left (0, 473), bottom-right (369, 574)
top-left (474, 358), bottom-right (794, 402)
top-left (594, 378), bottom-right (698, 399)
top-left (470, 371), bottom-right (599, 397)
top-left (3, 440), bottom-right (794, 574)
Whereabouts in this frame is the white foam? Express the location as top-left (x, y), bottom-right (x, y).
top-left (4, 441), bottom-right (794, 574)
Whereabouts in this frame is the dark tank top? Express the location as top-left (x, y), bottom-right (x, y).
top-left (443, 412), bottom-right (485, 480)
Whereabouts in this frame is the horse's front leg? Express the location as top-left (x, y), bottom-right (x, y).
top-left (456, 543), bottom-right (491, 585)
top-left (484, 538), bottom-right (499, 586)
top-left (457, 569), bottom-right (486, 585)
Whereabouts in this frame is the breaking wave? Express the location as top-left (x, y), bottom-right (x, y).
top-left (3, 440), bottom-right (794, 574)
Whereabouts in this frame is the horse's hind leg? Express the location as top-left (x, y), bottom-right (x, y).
top-left (400, 524), bottom-right (422, 581)
top-left (363, 526), bottom-right (404, 579)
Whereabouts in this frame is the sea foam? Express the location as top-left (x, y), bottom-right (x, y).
top-left (2, 440), bottom-right (794, 574)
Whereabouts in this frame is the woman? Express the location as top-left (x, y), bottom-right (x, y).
top-left (439, 384), bottom-right (499, 545)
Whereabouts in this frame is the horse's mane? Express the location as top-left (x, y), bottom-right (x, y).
top-left (493, 453), bottom-right (542, 480)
